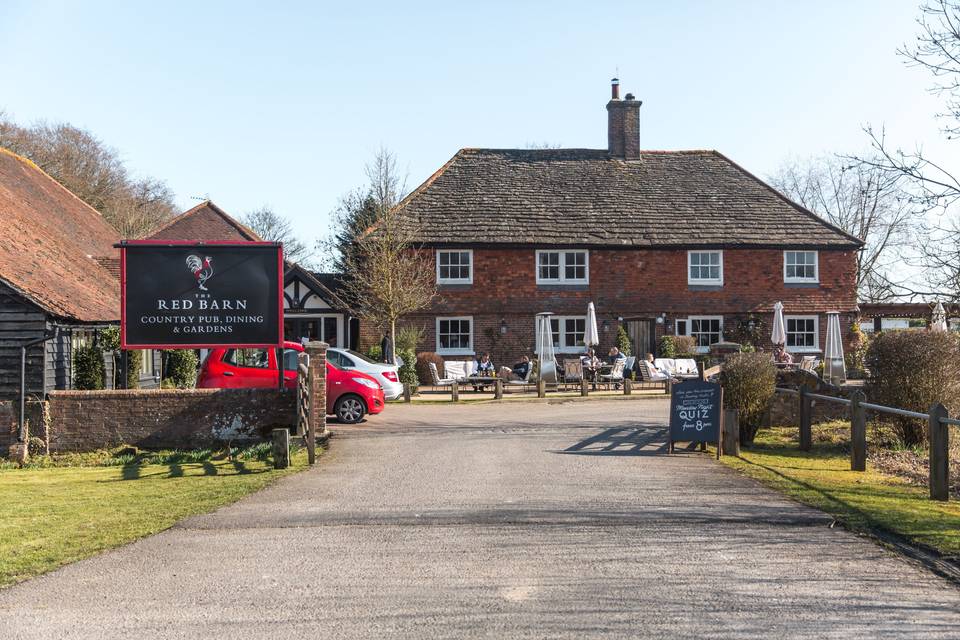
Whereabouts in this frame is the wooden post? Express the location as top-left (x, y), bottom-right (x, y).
top-left (580, 378), bottom-right (589, 397)
top-left (799, 386), bottom-right (812, 452)
top-left (494, 378), bottom-right (503, 400)
top-left (623, 378), bottom-right (632, 395)
top-left (850, 390), bottom-right (867, 472)
top-left (403, 383), bottom-right (411, 403)
top-left (451, 381), bottom-right (459, 402)
top-left (537, 379), bottom-right (546, 398)
top-left (929, 402), bottom-right (949, 501)
top-left (723, 408), bottom-right (740, 456)
top-left (665, 379), bottom-right (672, 396)
top-left (271, 428), bottom-right (290, 470)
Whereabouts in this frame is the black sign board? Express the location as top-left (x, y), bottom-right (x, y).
top-left (668, 380), bottom-right (723, 458)
top-left (120, 241), bottom-right (283, 349)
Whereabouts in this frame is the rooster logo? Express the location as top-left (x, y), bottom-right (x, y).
top-left (186, 255), bottom-right (214, 291)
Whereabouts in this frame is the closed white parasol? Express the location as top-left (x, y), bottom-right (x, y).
top-left (931, 301), bottom-right (948, 333)
top-left (771, 301), bottom-right (786, 347)
top-left (584, 302), bottom-right (600, 350)
top-left (823, 311), bottom-right (846, 385)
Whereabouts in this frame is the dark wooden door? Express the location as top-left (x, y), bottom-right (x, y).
top-left (627, 319), bottom-right (656, 358)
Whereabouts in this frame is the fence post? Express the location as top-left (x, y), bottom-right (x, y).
top-left (723, 408), bottom-right (740, 456)
top-left (799, 386), bottom-right (812, 452)
top-left (403, 383), bottom-right (411, 403)
top-left (580, 378), bottom-right (589, 397)
top-left (850, 390), bottom-right (867, 472)
top-left (537, 379), bottom-right (546, 398)
top-left (271, 428), bottom-right (290, 470)
top-left (665, 380), bottom-right (672, 396)
top-left (929, 402), bottom-right (949, 501)
top-left (624, 378), bottom-right (632, 395)
top-left (451, 381), bottom-right (459, 403)
top-left (494, 378), bottom-right (503, 400)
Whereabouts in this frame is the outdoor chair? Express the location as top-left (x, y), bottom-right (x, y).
top-left (599, 360), bottom-right (626, 389)
top-left (444, 360), bottom-right (468, 382)
top-left (428, 362), bottom-right (456, 389)
top-left (624, 356), bottom-right (636, 375)
top-left (505, 362), bottom-right (533, 391)
top-left (562, 359), bottom-right (583, 389)
top-left (799, 356), bottom-right (818, 372)
top-left (638, 360), bottom-right (672, 389)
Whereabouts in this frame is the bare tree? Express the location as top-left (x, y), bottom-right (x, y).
top-left (850, 1), bottom-right (960, 299)
top-left (0, 115), bottom-right (176, 236)
top-left (336, 148), bottom-right (435, 362)
top-left (240, 206), bottom-right (311, 265)
top-left (770, 155), bottom-right (916, 301)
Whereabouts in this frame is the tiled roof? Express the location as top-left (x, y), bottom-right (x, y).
top-left (397, 148), bottom-right (863, 248)
top-left (146, 201), bottom-right (261, 241)
top-left (0, 147), bottom-right (120, 321)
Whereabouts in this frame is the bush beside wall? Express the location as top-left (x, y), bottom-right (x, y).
top-left (720, 352), bottom-right (777, 445)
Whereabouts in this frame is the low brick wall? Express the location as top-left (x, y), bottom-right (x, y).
top-left (47, 388), bottom-right (296, 452)
top-left (0, 400), bottom-right (47, 452)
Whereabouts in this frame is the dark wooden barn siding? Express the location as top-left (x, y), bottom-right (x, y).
top-left (0, 281), bottom-right (48, 401)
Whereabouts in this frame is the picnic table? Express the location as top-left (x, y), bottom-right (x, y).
top-left (465, 375), bottom-right (497, 391)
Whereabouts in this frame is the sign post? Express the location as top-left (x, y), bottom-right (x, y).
top-left (118, 241), bottom-right (283, 350)
top-left (668, 379), bottom-right (723, 459)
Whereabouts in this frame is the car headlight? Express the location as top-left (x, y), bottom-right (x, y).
top-left (351, 377), bottom-right (380, 390)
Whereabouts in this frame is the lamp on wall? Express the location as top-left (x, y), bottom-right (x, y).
top-left (602, 320), bottom-right (610, 333)
top-left (499, 318), bottom-right (508, 335)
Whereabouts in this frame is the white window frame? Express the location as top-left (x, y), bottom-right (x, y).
top-left (687, 250), bottom-right (723, 286)
top-left (533, 315), bottom-right (588, 354)
top-left (535, 249), bottom-right (589, 285)
top-left (436, 249), bottom-right (474, 285)
top-left (675, 319), bottom-right (688, 336)
top-left (688, 315), bottom-right (723, 353)
top-left (783, 250), bottom-right (819, 284)
top-left (436, 316), bottom-right (474, 356)
top-left (784, 315), bottom-right (820, 353)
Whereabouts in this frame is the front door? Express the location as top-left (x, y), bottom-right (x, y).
top-left (626, 319), bottom-right (656, 358)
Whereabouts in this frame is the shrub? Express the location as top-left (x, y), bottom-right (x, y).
top-left (366, 344), bottom-right (383, 362)
top-left (125, 350), bottom-right (143, 389)
top-left (415, 352), bottom-right (445, 385)
top-left (845, 322), bottom-right (870, 378)
top-left (673, 335), bottom-right (697, 356)
top-left (616, 325), bottom-right (632, 357)
top-left (720, 352), bottom-right (777, 445)
top-left (73, 343), bottom-right (104, 390)
top-left (396, 325), bottom-right (424, 353)
top-left (163, 349), bottom-right (198, 388)
top-left (397, 347), bottom-right (418, 392)
top-left (658, 336), bottom-right (676, 358)
top-left (865, 330), bottom-right (960, 446)
top-left (27, 436), bottom-right (46, 457)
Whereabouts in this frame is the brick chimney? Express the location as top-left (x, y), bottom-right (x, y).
top-left (606, 78), bottom-right (641, 159)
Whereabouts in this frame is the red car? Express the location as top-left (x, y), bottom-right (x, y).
top-left (197, 341), bottom-right (384, 424)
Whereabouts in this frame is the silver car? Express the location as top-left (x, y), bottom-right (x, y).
top-left (326, 348), bottom-right (404, 400)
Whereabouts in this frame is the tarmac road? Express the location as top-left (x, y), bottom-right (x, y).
top-left (1, 398), bottom-right (959, 639)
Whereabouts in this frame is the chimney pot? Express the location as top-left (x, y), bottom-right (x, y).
top-left (625, 93), bottom-right (635, 100)
top-left (611, 77), bottom-right (620, 100)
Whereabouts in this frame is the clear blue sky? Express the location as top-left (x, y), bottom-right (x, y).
top-left (1, 1), bottom-right (954, 250)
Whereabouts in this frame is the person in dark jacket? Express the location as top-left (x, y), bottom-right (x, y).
top-left (499, 355), bottom-right (530, 381)
top-left (380, 334), bottom-right (394, 365)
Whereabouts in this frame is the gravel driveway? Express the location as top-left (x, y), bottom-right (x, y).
top-left (1, 397), bottom-right (959, 639)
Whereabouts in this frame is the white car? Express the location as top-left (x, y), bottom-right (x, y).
top-left (326, 348), bottom-right (403, 400)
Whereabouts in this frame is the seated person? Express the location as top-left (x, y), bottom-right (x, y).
top-left (642, 358), bottom-right (671, 381)
top-left (499, 355), bottom-right (531, 381)
top-left (607, 347), bottom-right (627, 364)
top-left (773, 345), bottom-right (793, 365)
top-left (474, 352), bottom-right (495, 391)
top-left (580, 349), bottom-right (601, 369)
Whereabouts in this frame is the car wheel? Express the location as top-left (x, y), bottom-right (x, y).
top-left (335, 395), bottom-right (366, 424)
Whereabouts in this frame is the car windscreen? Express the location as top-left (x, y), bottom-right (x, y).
top-left (345, 349), bottom-right (379, 365)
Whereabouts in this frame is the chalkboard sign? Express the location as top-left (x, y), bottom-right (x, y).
top-left (120, 241), bottom-right (283, 349)
top-left (669, 380), bottom-right (723, 458)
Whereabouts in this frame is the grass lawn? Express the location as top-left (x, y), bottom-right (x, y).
top-left (720, 426), bottom-right (960, 558)
top-left (0, 446), bottom-right (309, 588)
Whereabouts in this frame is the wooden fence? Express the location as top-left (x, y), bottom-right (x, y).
top-left (775, 387), bottom-right (954, 501)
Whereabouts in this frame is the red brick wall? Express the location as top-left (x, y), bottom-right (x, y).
top-left (46, 388), bottom-right (295, 452)
top-left (359, 247), bottom-right (859, 367)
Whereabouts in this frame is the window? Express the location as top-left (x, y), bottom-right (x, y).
top-left (689, 316), bottom-right (723, 352)
top-left (436, 317), bottom-right (473, 355)
top-left (675, 319), bottom-right (688, 336)
top-left (536, 250), bottom-right (589, 284)
top-left (437, 250), bottom-right (473, 284)
top-left (224, 349), bottom-right (270, 368)
top-left (785, 316), bottom-right (819, 352)
top-left (784, 251), bottom-right (819, 283)
top-left (534, 315), bottom-right (588, 353)
top-left (688, 251), bottom-right (723, 285)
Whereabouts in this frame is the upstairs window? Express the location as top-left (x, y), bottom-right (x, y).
top-left (784, 251), bottom-right (818, 283)
top-left (688, 251), bottom-right (723, 285)
top-left (536, 250), bottom-right (589, 284)
top-left (437, 250), bottom-right (473, 284)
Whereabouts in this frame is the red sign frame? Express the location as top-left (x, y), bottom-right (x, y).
top-left (119, 240), bottom-right (284, 350)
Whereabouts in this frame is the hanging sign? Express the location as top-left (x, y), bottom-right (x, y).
top-left (668, 379), bottom-right (723, 458)
top-left (119, 241), bottom-right (283, 349)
